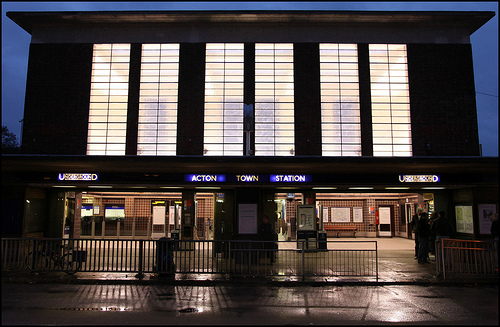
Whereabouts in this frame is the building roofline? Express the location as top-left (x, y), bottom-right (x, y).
top-left (7, 10), bottom-right (495, 35)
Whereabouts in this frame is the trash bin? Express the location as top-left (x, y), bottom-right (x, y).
top-left (317, 231), bottom-right (327, 250)
top-left (170, 230), bottom-right (180, 250)
top-left (156, 237), bottom-right (175, 275)
top-left (306, 231), bottom-right (317, 250)
top-left (297, 231), bottom-right (307, 249)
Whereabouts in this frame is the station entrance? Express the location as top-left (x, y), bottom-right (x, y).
top-left (76, 189), bottom-right (433, 242)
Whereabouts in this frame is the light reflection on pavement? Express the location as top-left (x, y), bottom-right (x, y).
top-left (2, 283), bottom-right (498, 325)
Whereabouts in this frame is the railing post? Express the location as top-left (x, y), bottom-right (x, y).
top-left (135, 240), bottom-right (145, 279)
top-left (439, 238), bottom-right (448, 279)
top-left (375, 241), bottom-right (378, 282)
top-left (301, 241), bottom-right (305, 281)
top-left (228, 240), bottom-right (232, 276)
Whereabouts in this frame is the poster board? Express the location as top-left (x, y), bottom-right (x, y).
top-left (323, 207), bottom-right (329, 223)
top-left (379, 207), bottom-right (391, 224)
top-left (297, 205), bottom-right (316, 230)
top-left (169, 206), bottom-right (175, 225)
top-left (239, 204), bottom-right (257, 234)
top-left (331, 207), bottom-right (350, 223)
top-left (353, 207), bottom-right (363, 223)
top-left (104, 205), bottom-right (125, 221)
top-left (478, 204), bottom-right (497, 234)
top-left (81, 205), bottom-right (93, 218)
top-left (455, 205), bottom-right (474, 234)
top-left (153, 205), bottom-right (166, 225)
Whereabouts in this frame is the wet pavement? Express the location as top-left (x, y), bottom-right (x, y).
top-left (2, 238), bottom-right (498, 325)
top-left (2, 237), bottom-right (497, 286)
top-left (2, 280), bottom-right (498, 325)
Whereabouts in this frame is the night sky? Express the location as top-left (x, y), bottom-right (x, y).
top-left (2, 2), bottom-right (498, 156)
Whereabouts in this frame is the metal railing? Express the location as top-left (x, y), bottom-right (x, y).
top-left (1, 238), bottom-right (378, 281)
top-left (435, 238), bottom-right (497, 279)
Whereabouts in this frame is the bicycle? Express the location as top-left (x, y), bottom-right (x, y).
top-left (24, 241), bottom-right (83, 275)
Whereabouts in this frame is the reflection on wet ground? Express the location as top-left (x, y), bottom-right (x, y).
top-left (2, 283), bottom-right (498, 325)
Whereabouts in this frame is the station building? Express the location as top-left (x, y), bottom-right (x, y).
top-left (2, 10), bottom-right (498, 244)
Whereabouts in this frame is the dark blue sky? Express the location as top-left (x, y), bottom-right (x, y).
top-left (2, 2), bottom-right (498, 156)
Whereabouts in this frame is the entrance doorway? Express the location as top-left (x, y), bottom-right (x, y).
top-left (379, 206), bottom-right (393, 237)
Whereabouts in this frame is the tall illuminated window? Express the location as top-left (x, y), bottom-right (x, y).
top-left (137, 44), bottom-right (180, 156)
top-left (204, 43), bottom-right (244, 156)
top-left (369, 44), bottom-right (412, 156)
top-left (255, 43), bottom-right (295, 156)
top-left (320, 44), bottom-right (361, 156)
top-left (87, 44), bottom-right (130, 155)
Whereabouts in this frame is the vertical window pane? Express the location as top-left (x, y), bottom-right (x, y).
top-left (137, 44), bottom-right (180, 156)
top-left (255, 43), bottom-right (295, 156)
top-left (204, 43), bottom-right (244, 156)
top-left (87, 44), bottom-right (130, 155)
top-left (320, 44), bottom-right (361, 156)
top-left (369, 44), bottom-right (412, 157)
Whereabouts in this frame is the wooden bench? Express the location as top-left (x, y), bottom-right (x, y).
top-left (324, 225), bottom-right (357, 238)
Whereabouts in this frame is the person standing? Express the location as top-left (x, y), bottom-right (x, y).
top-left (431, 211), bottom-right (454, 272)
top-left (411, 207), bottom-right (423, 259)
top-left (428, 211), bottom-right (438, 257)
top-left (258, 215), bottom-right (276, 263)
top-left (416, 211), bottom-right (431, 264)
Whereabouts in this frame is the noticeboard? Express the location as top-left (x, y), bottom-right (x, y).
top-left (238, 204), bottom-right (258, 234)
top-left (297, 205), bottom-right (316, 231)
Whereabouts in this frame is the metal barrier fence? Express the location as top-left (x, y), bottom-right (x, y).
top-left (1, 238), bottom-right (378, 281)
top-left (435, 238), bottom-right (497, 279)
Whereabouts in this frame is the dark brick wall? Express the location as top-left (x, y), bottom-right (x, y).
top-left (176, 43), bottom-right (206, 155)
top-left (358, 44), bottom-right (374, 156)
top-left (20, 43), bottom-right (481, 157)
top-left (294, 43), bottom-right (322, 156)
top-left (407, 44), bottom-right (480, 156)
top-left (22, 44), bottom-right (93, 154)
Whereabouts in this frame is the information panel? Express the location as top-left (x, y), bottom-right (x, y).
top-left (455, 205), bottom-right (474, 234)
top-left (238, 204), bottom-right (258, 234)
top-left (297, 205), bottom-right (316, 231)
top-left (332, 207), bottom-right (350, 223)
top-left (153, 205), bottom-right (166, 225)
top-left (353, 207), bottom-right (363, 223)
top-left (478, 204), bottom-right (497, 235)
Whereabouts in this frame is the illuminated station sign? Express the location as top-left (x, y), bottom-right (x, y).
top-left (185, 174), bottom-right (226, 182)
top-left (58, 173), bottom-right (99, 181)
top-left (270, 175), bottom-right (311, 182)
top-left (398, 175), bottom-right (440, 182)
top-left (185, 174), bottom-right (312, 183)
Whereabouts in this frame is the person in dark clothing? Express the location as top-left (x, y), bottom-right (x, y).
top-left (410, 207), bottom-right (423, 259)
top-left (258, 215), bottom-right (276, 263)
top-left (432, 211), bottom-right (454, 241)
top-left (428, 211), bottom-right (438, 256)
top-left (431, 211), bottom-right (454, 270)
top-left (416, 211), bottom-right (431, 264)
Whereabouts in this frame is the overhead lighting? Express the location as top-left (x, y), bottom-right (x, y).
top-left (313, 187), bottom-right (337, 190)
top-left (52, 185), bottom-right (76, 188)
top-left (421, 187), bottom-right (445, 190)
top-left (349, 187), bottom-right (374, 190)
top-left (195, 186), bottom-right (220, 190)
top-left (161, 186), bottom-right (183, 189)
top-left (88, 185), bottom-right (113, 188)
top-left (385, 187), bottom-right (410, 190)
